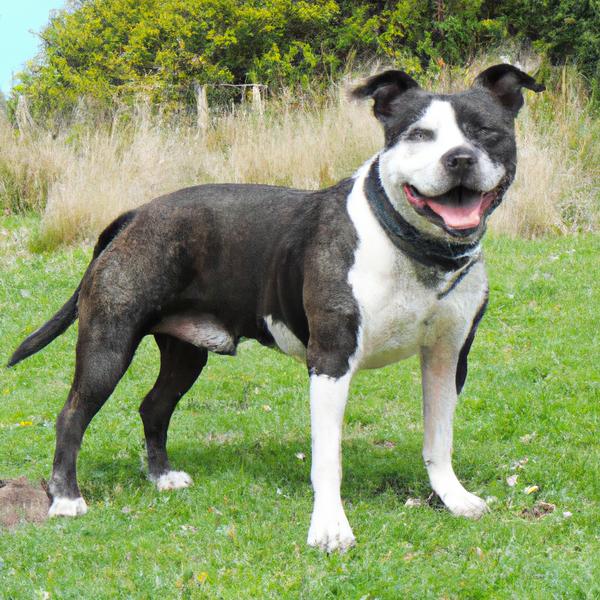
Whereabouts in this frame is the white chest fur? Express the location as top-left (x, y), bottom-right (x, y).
top-left (346, 171), bottom-right (484, 370)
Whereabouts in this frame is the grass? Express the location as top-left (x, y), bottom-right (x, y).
top-left (0, 215), bottom-right (598, 599)
top-left (1, 59), bottom-right (598, 249)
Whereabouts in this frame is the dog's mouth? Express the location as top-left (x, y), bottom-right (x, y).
top-left (403, 184), bottom-right (497, 234)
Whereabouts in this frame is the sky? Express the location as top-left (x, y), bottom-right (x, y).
top-left (0, 0), bottom-right (66, 95)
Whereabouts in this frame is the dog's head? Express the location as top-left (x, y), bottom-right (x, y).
top-left (353, 64), bottom-right (544, 242)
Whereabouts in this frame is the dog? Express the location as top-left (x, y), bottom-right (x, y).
top-left (8, 64), bottom-right (543, 552)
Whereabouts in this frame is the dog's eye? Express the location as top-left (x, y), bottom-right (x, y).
top-left (406, 128), bottom-right (434, 142)
top-left (477, 127), bottom-right (500, 141)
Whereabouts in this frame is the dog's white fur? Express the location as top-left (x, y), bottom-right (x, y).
top-left (421, 342), bottom-right (488, 518)
top-left (153, 470), bottom-right (193, 491)
top-left (307, 371), bottom-right (356, 552)
top-left (347, 169), bottom-right (444, 370)
top-left (49, 496), bottom-right (88, 517)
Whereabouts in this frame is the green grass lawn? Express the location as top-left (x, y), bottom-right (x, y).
top-left (0, 216), bottom-right (598, 599)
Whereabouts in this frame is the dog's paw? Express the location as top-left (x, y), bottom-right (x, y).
top-left (307, 506), bottom-right (356, 553)
top-left (154, 470), bottom-right (193, 491)
top-left (443, 490), bottom-right (489, 519)
top-left (48, 496), bottom-right (88, 517)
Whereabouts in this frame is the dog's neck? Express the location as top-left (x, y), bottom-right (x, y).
top-left (363, 159), bottom-right (481, 272)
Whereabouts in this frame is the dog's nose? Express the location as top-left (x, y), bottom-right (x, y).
top-left (442, 147), bottom-right (476, 175)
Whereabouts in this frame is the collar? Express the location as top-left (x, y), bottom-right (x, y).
top-left (363, 159), bottom-right (481, 271)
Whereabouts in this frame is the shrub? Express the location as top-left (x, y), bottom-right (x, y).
top-left (11, 1), bottom-right (598, 122)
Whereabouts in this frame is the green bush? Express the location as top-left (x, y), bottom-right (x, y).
top-left (9, 0), bottom-right (599, 122)
top-left (491, 0), bottom-right (599, 93)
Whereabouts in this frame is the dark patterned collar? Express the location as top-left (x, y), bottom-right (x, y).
top-left (363, 159), bottom-right (481, 272)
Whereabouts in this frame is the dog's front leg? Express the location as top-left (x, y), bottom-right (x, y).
top-left (420, 343), bottom-right (488, 518)
top-left (306, 371), bottom-right (356, 552)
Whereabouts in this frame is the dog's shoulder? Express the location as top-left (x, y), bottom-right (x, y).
top-left (262, 177), bottom-right (360, 343)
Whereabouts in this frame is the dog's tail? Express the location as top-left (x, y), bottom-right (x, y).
top-left (7, 210), bottom-right (137, 368)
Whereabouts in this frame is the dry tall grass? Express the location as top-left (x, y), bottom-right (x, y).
top-left (493, 69), bottom-right (599, 237)
top-left (0, 65), bottom-right (597, 248)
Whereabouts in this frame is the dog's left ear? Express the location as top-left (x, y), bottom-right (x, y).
top-left (352, 70), bottom-right (420, 122)
top-left (473, 64), bottom-right (545, 115)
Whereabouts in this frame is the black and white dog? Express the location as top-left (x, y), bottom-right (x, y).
top-left (8, 64), bottom-right (543, 552)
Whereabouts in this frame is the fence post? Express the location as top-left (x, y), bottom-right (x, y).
top-left (15, 95), bottom-right (35, 137)
top-left (196, 84), bottom-right (209, 131)
top-left (252, 84), bottom-right (263, 116)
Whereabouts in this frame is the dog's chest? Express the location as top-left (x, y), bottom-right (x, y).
top-left (350, 265), bottom-right (439, 369)
top-left (347, 182), bottom-right (456, 369)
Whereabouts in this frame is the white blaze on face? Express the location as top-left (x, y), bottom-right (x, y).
top-left (380, 100), bottom-right (467, 198)
top-left (378, 100), bottom-right (506, 231)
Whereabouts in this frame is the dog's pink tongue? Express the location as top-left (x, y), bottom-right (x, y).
top-left (426, 198), bottom-right (482, 230)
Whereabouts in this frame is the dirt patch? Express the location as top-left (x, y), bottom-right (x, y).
top-left (0, 477), bottom-right (50, 528)
top-left (521, 501), bottom-right (556, 519)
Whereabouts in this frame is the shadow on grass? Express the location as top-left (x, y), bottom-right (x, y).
top-left (83, 436), bottom-right (430, 503)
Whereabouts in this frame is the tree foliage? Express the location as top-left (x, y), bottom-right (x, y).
top-left (11, 0), bottom-right (599, 120)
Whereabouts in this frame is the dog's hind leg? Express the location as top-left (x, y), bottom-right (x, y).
top-left (48, 325), bottom-right (138, 517)
top-left (140, 334), bottom-right (208, 491)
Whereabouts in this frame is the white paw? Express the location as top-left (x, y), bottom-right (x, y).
top-left (153, 470), bottom-right (193, 491)
top-left (307, 504), bottom-right (356, 553)
top-left (442, 489), bottom-right (489, 519)
top-left (48, 496), bottom-right (88, 517)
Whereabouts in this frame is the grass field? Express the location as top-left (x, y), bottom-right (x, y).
top-left (0, 215), bottom-right (599, 599)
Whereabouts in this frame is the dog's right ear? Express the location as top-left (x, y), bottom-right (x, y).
top-left (352, 70), bottom-right (420, 122)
